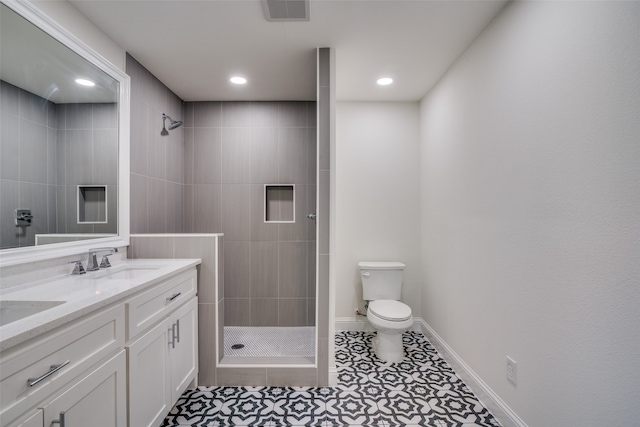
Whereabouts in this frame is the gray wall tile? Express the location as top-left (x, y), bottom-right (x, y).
top-left (20, 120), bottom-right (47, 184)
top-left (0, 180), bottom-right (20, 249)
top-left (130, 97), bottom-right (148, 175)
top-left (279, 102), bottom-right (308, 128)
top-left (1, 112), bottom-right (19, 180)
top-left (128, 235), bottom-right (174, 258)
top-left (222, 101), bottom-right (252, 127)
top-left (251, 298), bottom-right (279, 326)
top-left (278, 128), bottom-right (308, 184)
top-left (251, 102), bottom-right (279, 128)
top-left (130, 173), bottom-right (148, 234)
top-left (94, 129), bottom-right (118, 185)
top-left (278, 298), bottom-right (307, 326)
top-left (20, 89), bottom-right (48, 126)
top-left (93, 103), bottom-right (117, 129)
top-left (224, 298), bottom-right (251, 326)
top-left (64, 129), bottom-right (93, 184)
top-left (147, 178), bottom-right (166, 232)
top-left (165, 182), bottom-right (183, 233)
top-left (0, 81), bottom-right (19, 114)
top-left (249, 128), bottom-right (278, 183)
top-left (221, 184), bottom-right (251, 241)
top-left (224, 241), bottom-right (251, 299)
top-left (198, 303), bottom-right (217, 385)
top-left (266, 367), bottom-right (317, 387)
top-left (279, 241), bottom-right (308, 298)
top-left (174, 236), bottom-right (219, 304)
top-left (193, 184), bottom-right (222, 232)
top-left (216, 367), bottom-right (266, 387)
top-left (65, 103), bottom-right (93, 129)
top-left (194, 128), bottom-right (222, 184)
top-left (194, 101), bottom-right (222, 128)
top-left (221, 128), bottom-right (252, 184)
top-left (250, 241), bottom-right (278, 298)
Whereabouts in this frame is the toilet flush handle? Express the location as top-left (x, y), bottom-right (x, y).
top-left (362, 271), bottom-right (370, 277)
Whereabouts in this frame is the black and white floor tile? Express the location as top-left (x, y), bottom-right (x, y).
top-left (161, 331), bottom-right (501, 426)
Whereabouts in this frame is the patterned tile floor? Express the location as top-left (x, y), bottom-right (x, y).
top-left (161, 331), bottom-right (500, 426)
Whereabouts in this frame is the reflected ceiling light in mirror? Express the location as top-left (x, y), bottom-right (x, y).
top-left (377, 77), bottom-right (393, 86)
top-left (75, 78), bottom-right (95, 87)
top-left (230, 76), bottom-right (247, 85)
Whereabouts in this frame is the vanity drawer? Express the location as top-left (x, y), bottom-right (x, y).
top-left (125, 269), bottom-right (197, 340)
top-left (0, 304), bottom-right (124, 426)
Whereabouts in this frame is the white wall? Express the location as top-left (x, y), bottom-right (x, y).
top-left (32, 0), bottom-right (125, 71)
top-left (420, 1), bottom-right (640, 425)
top-left (335, 102), bottom-right (421, 319)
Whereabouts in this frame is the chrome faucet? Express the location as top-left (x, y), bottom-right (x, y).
top-left (87, 247), bottom-right (118, 271)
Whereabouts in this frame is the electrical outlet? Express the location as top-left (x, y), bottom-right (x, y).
top-left (506, 356), bottom-right (517, 385)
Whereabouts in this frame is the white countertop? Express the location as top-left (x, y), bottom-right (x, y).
top-left (0, 258), bottom-right (201, 353)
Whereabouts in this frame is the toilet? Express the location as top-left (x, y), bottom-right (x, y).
top-left (359, 261), bottom-right (413, 363)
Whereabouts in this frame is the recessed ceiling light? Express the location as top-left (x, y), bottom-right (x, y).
top-left (230, 76), bottom-right (247, 85)
top-left (75, 78), bottom-right (95, 87)
top-left (377, 77), bottom-right (393, 86)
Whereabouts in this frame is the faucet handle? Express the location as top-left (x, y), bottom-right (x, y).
top-left (100, 255), bottom-right (112, 269)
top-left (69, 260), bottom-right (86, 275)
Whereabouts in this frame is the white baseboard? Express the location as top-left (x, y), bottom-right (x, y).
top-left (418, 319), bottom-right (528, 427)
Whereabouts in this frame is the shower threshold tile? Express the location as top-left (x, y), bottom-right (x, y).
top-left (220, 355), bottom-right (315, 365)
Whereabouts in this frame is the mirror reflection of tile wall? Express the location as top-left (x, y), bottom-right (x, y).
top-left (0, 80), bottom-right (117, 249)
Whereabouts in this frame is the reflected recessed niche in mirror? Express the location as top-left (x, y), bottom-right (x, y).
top-left (0, 2), bottom-right (120, 250)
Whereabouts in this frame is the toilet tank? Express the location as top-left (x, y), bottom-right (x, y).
top-left (359, 261), bottom-right (405, 301)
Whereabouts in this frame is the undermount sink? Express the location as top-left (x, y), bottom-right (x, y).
top-left (0, 300), bottom-right (66, 326)
top-left (98, 265), bottom-right (162, 280)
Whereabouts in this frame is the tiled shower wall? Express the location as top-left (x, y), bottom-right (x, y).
top-left (127, 54), bottom-right (185, 234)
top-left (183, 101), bottom-right (317, 328)
top-left (0, 80), bottom-right (117, 249)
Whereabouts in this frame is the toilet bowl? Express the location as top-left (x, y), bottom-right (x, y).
top-left (367, 299), bottom-right (413, 363)
top-left (359, 261), bottom-right (412, 363)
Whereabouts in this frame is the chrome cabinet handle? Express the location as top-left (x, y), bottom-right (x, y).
top-left (52, 411), bottom-right (66, 427)
top-left (169, 326), bottom-right (175, 349)
top-left (166, 292), bottom-right (181, 302)
top-left (28, 360), bottom-right (70, 387)
top-left (175, 319), bottom-right (180, 344)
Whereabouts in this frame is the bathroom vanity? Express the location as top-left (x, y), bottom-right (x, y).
top-left (0, 259), bottom-right (200, 427)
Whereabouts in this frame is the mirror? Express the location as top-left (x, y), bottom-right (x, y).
top-left (0, 0), bottom-right (130, 264)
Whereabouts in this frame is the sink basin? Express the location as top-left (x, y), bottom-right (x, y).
top-left (0, 300), bottom-right (66, 326)
top-left (99, 265), bottom-right (162, 280)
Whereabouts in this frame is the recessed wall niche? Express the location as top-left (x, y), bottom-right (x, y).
top-left (77, 185), bottom-right (107, 224)
top-left (265, 184), bottom-right (295, 223)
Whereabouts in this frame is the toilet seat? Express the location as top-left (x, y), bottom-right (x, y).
top-left (369, 300), bottom-right (412, 322)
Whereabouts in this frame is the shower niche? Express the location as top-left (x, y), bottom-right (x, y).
top-left (265, 184), bottom-right (295, 223)
top-left (77, 185), bottom-right (107, 224)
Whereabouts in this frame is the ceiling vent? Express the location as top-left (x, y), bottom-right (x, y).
top-left (263, 0), bottom-right (309, 21)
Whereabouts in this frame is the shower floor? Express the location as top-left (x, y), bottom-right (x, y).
top-left (221, 326), bottom-right (315, 365)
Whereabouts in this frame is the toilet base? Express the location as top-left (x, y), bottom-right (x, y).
top-left (373, 331), bottom-right (404, 363)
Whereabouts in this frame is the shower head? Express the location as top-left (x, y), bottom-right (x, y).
top-left (161, 113), bottom-right (183, 135)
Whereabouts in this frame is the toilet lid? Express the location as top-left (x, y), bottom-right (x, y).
top-left (369, 300), bottom-right (412, 321)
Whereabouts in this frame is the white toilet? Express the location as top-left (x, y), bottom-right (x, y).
top-left (359, 261), bottom-right (413, 363)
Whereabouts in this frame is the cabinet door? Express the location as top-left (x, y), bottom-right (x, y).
top-left (128, 320), bottom-right (172, 427)
top-left (43, 350), bottom-right (126, 427)
top-left (6, 409), bottom-right (43, 427)
top-left (169, 297), bottom-right (198, 402)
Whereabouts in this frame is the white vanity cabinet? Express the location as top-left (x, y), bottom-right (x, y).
top-left (0, 261), bottom-right (200, 427)
top-left (42, 350), bottom-right (127, 427)
top-left (126, 269), bottom-right (198, 427)
top-left (5, 410), bottom-right (42, 427)
top-left (0, 305), bottom-right (125, 427)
